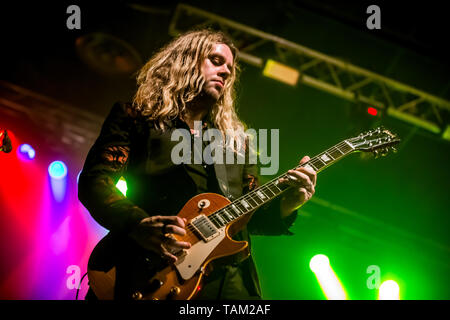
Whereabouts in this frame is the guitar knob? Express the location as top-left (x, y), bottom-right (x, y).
top-left (132, 291), bottom-right (143, 300)
top-left (170, 286), bottom-right (181, 296)
top-left (148, 279), bottom-right (164, 292)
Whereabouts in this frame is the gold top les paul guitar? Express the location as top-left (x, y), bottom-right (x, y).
top-left (87, 126), bottom-right (400, 300)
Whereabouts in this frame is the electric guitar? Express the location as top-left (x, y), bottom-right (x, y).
top-left (87, 126), bottom-right (400, 300)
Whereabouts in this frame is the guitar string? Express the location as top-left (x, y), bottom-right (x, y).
top-left (179, 140), bottom-right (354, 243)
top-left (182, 134), bottom-right (391, 244)
top-left (186, 141), bottom-right (352, 235)
top-left (182, 140), bottom-right (353, 236)
top-left (174, 134), bottom-right (392, 246)
top-left (204, 141), bottom-right (352, 226)
top-left (184, 141), bottom-right (352, 234)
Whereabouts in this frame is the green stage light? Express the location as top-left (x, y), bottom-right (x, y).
top-left (116, 177), bottom-right (127, 196)
top-left (310, 254), bottom-right (347, 300)
top-left (378, 280), bottom-right (400, 300)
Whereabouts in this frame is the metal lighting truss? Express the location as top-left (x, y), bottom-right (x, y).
top-left (0, 80), bottom-right (104, 156)
top-left (169, 4), bottom-right (450, 135)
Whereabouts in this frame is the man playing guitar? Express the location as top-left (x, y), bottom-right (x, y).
top-left (78, 29), bottom-right (317, 300)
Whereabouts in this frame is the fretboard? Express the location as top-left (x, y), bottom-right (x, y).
top-left (207, 139), bottom-right (355, 229)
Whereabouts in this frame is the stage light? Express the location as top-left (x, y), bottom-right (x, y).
top-left (18, 144), bottom-right (35, 160)
top-left (367, 107), bottom-right (378, 116)
top-left (310, 254), bottom-right (347, 300)
top-left (116, 177), bottom-right (127, 196)
top-left (263, 59), bottom-right (299, 86)
top-left (48, 161), bottom-right (68, 202)
top-left (310, 254), bottom-right (330, 273)
top-left (48, 161), bottom-right (68, 179)
top-left (378, 280), bottom-right (400, 300)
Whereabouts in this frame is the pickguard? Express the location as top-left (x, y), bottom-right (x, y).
top-left (175, 227), bottom-right (225, 280)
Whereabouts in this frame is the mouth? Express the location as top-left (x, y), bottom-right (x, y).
top-left (212, 80), bottom-right (224, 88)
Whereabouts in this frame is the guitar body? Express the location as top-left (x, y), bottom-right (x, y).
top-left (87, 193), bottom-right (252, 300)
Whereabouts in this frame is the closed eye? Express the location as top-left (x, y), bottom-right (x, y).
top-left (210, 55), bottom-right (232, 71)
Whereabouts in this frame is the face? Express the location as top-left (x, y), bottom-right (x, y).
top-left (200, 43), bottom-right (234, 101)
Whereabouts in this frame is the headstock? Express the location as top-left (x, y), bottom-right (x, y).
top-left (347, 127), bottom-right (401, 158)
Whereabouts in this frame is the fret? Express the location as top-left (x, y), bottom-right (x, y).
top-left (270, 181), bottom-right (283, 193)
top-left (304, 162), bottom-right (318, 171)
top-left (240, 199), bottom-right (251, 210)
top-left (210, 216), bottom-right (222, 228)
top-left (339, 141), bottom-right (353, 154)
top-left (251, 191), bottom-right (265, 204)
top-left (331, 145), bottom-right (344, 155)
top-left (328, 148), bottom-right (342, 159)
top-left (246, 195), bottom-right (260, 208)
top-left (230, 203), bottom-right (242, 216)
top-left (333, 145), bottom-right (346, 155)
top-left (256, 190), bottom-right (267, 201)
top-left (310, 158), bottom-right (325, 170)
top-left (315, 157), bottom-right (327, 166)
top-left (323, 151), bottom-right (334, 161)
top-left (219, 211), bottom-right (230, 223)
top-left (236, 202), bottom-right (247, 214)
top-left (225, 207), bottom-right (238, 219)
top-left (319, 153), bottom-right (331, 162)
top-left (215, 214), bottom-right (226, 226)
top-left (223, 208), bottom-right (235, 220)
top-left (262, 185), bottom-right (277, 197)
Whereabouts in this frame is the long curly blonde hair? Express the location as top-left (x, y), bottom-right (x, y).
top-left (132, 29), bottom-right (246, 150)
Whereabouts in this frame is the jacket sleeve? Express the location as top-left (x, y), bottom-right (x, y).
top-left (243, 146), bottom-right (298, 236)
top-left (78, 102), bottom-right (149, 234)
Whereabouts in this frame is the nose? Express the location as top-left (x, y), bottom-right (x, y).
top-left (218, 64), bottom-right (231, 80)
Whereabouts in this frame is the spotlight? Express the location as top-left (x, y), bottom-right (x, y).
top-left (378, 280), bottom-right (400, 300)
top-left (48, 161), bottom-right (68, 202)
top-left (263, 59), bottom-right (299, 86)
top-left (310, 254), bottom-right (347, 300)
top-left (18, 144), bottom-right (36, 160)
top-left (48, 161), bottom-right (68, 179)
top-left (116, 177), bottom-right (127, 196)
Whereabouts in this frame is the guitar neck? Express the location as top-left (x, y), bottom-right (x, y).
top-left (209, 139), bottom-right (355, 228)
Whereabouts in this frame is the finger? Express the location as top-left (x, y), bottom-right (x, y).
top-left (158, 216), bottom-right (186, 228)
top-left (286, 170), bottom-right (312, 187)
top-left (278, 172), bottom-right (307, 187)
top-left (160, 244), bottom-right (178, 263)
top-left (299, 155), bottom-right (310, 165)
top-left (163, 224), bottom-right (187, 236)
top-left (300, 187), bottom-right (314, 201)
top-left (164, 238), bottom-right (192, 250)
top-left (296, 166), bottom-right (317, 186)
